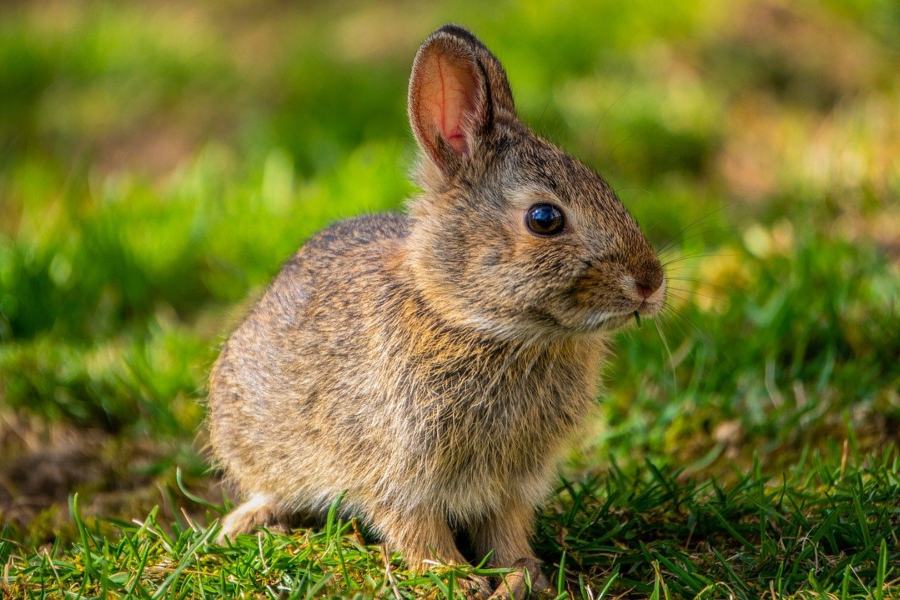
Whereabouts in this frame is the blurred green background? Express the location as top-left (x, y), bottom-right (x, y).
top-left (0, 0), bottom-right (898, 596)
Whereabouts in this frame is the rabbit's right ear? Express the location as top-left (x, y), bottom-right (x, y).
top-left (408, 25), bottom-right (515, 177)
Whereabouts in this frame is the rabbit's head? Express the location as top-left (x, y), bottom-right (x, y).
top-left (406, 25), bottom-right (665, 340)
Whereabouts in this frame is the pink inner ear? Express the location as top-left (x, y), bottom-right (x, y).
top-left (419, 53), bottom-right (477, 155)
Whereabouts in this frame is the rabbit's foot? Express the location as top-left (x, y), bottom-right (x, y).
top-left (218, 493), bottom-right (280, 543)
top-left (489, 558), bottom-right (551, 599)
top-left (456, 573), bottom-right (492, 599)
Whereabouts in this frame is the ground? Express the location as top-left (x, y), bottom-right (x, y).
top-left (0, 1), bottom-right (898, 598)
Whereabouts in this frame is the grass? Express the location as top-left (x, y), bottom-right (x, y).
top-left (1, 0), bottom-right (898, 598)
top-left (2, 455), bottom-right (897, 598)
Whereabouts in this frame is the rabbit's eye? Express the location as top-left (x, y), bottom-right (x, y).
top-left (525, 203), bottom-right (565, 236)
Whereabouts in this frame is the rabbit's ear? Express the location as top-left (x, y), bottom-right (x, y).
top-left (408, 25), bottom-right (515, 175)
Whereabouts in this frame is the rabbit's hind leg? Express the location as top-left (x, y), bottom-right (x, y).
top-left (218, 493), bottom-right (283, 543)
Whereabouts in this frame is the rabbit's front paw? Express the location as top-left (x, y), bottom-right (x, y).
top-left (457, 573), bottom-right (492, 599)
top-left (489, 558), bottom-right (551, 599)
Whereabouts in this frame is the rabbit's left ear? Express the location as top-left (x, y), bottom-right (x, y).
top-left (408, 25), bottom-right (515, 175)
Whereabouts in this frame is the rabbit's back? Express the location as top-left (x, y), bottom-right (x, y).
top-left (208, 213), bottom-right (409, 504)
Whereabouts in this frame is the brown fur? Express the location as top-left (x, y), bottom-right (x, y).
top-left (208, 24), bottom-right (665, 598)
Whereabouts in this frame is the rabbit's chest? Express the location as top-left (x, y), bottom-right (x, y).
top-left (409, 348), bottom-right (602, 511)
top-left (377, 313), bottom-right (607, 510)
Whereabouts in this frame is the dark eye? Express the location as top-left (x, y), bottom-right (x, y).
top-left (525, 203), bottom-right (565, 236)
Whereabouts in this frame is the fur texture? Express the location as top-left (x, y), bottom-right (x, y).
top-left (208, 24), bottom-right (665, 598)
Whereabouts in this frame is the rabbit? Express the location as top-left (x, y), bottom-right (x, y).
top-left (207, 24), bottom-right (666, 599)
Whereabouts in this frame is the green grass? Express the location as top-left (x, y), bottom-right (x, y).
top-left (2, 455), bottom-right (897, 598)
top-left (1, 0), bottom-right (898, 598)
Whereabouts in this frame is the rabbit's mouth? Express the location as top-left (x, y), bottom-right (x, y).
top-left (579, 311), bottom-right (637, 333)
top-left (601, 314), bottom-right (635, 331)
top-left (580, 300), bottom-right (663, 333)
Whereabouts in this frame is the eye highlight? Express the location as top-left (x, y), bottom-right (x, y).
top-left (525, 203), bottom-right (565, 236)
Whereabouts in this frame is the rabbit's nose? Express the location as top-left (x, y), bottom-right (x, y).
top-left (635, 281), bottom-right (657, 299)
top-left (633, 266), bottom-right (664, 299)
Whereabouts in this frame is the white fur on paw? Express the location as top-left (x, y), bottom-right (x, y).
top-left (219, 493), bottom-right (274, 542)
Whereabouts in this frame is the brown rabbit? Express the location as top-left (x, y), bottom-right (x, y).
top-left (208, 24), bottom-right (665, 598)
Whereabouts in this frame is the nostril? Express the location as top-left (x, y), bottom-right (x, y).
top-left (634, 268), bottom-right (663, 299)
top-left (635, 281), bottom-right (657, 299)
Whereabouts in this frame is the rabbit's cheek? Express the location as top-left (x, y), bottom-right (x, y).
top-left (569, 267), bottom-right (626, 311)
